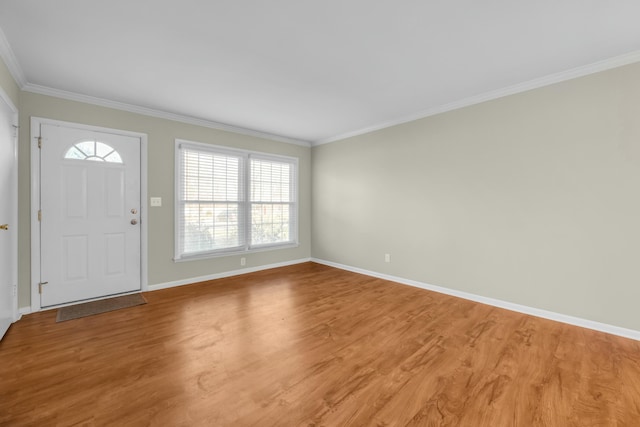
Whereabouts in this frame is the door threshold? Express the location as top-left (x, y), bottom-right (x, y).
top-left (38, 290), bottom-right (143, 312)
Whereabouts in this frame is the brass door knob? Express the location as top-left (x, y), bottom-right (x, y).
top-left (130, 219), bottom-right (138, 225)
top-left (0, 224), bottom-right (8, 230)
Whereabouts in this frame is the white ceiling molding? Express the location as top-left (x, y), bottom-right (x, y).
top-left (10, 49), bottom-right (640, 149)
top-left (1, 19), bottom-right (311, 149)
top-left (2, 9), bottom-right (640, 149)
top-left (1, 23), bottom-right (312, 148)
top-left (3, 2), bottom-right (640, 145)
top-left (0, 25), bottom-right (26, 88)
top-left (22, 83), bottom-right (311, 147)
top-left (313, 49), bottom-right (640, 146)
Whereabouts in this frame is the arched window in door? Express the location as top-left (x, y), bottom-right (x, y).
top-left (64, 140), bottom-right (123, 163)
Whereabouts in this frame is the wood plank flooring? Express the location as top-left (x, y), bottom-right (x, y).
top-left (1, 262), bottom-right (640, 426)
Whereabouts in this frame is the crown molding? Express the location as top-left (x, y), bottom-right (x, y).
top-left (0, 23), bottom-right (310, 147)
top-left (0, 25), bottom-right (26, 88)
top-left (22, 83), bottom-right (312, 147)
top-left (4, 14), bottom-right (640, 150)
top-left (313, 49), bottom-right (640, 146)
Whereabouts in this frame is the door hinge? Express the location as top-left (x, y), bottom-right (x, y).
top-left (38, 282), bottom-right (48, 294)
top-left (38, 210), bottom-right (42, 221)
top-left (38, 136), bottom-right (42, 149)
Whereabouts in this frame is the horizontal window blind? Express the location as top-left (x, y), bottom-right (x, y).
top-left (175, 140), bottom-right (298, 260)
top-left (250, 156), bottom-right (297, 248)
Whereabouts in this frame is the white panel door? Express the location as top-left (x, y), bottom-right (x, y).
top-left (0, 96), bottom-right (16, 339)
top-left (40, 124), bottom-right (141, 307)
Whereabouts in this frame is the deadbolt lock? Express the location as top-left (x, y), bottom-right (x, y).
top-left (131, 208), bottom-right (137, 214)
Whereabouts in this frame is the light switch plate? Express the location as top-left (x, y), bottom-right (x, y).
top-left (150, 197), bottom-right (162, 207)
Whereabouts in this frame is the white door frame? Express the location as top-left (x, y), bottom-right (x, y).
top-left (0, 87), bottom-right (18, 322)
top-left (30, 117), bottom-right (148, 312)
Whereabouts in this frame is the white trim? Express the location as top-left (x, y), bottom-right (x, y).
top-left (313, 50), bottom-right (640, 146)
top-left (311, 258), bottom-right (640, 342)
top-left (32, 290), bottom-right (144, 312)
top-left (174, 139), bottom-right (181, 262)
top-left (0, 86), bottom-right (18, 325)
top-left (175, 138), bottom-right (300, 161)
top-left (149, 257), bottom-right (311, 291)
top-left (19, 288), bottom-right (145, 315)
top-left (30, 120), bottom-right (39, 313)
top-left (0, 79), bottom-right (17, 114)
top-left (140, 132), bottom-right (149, 293)
top-left (23, 258), bottom-right (311, 310)
top-left (9, 96), bottom-right (18, 322)
top-left (0, 26), bottom-right (26, 88)
top-left (174, 139), bottom-right (300, 262)
top-left (6, 35), bottom-right (639, 148)
top-left (173, 243), bottom-right (300, 262)
top-left (22, 83), bottom-right (311, 147)
top-left (30, 117), bottom-right (149, 312)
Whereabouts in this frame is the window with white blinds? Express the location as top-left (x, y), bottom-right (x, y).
top-left (175, 140), bottom-right (298, 260)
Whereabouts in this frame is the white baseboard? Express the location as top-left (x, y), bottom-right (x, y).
top-left (16, 258), bottom-right (312, 317)
top-left (19, 256), bottom-right (637, 342)
top-left (311, 258), bottom-right (640, 342)
top-left (148, 258), bottom-right (312, 291)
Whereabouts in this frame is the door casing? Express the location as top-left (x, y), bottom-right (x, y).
top-left (30, 117), bottom-right (148, 312)
top-left (0, 86), bottom-right (18, 326)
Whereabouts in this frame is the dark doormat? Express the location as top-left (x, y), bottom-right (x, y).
top-left (56, 293), bottom-right (147, 322)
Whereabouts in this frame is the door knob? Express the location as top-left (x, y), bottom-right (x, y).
top-left (130, 219), bottom-right (138, 225)
top-left (0, 224), bottom-right (8, 230)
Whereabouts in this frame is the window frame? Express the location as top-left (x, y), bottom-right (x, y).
top-left (64, 140), bottom-right (124, 163)
top-left (174, 139), bottom-right (299, 262)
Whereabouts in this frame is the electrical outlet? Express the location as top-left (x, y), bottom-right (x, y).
top-left (150, 197), bottom-right (162, 207)
top-left (240, 257), bottom-right (246, 266)
top-left (385, 253), bottom-right (391, 263)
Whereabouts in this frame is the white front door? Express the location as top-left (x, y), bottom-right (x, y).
top-left (0, 95), bottom-right (16, 340)
top-left (39, 123), bottom-right (141, 307)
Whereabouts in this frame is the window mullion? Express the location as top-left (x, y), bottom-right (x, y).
top-left (175, 140), bottom-right (297, 261)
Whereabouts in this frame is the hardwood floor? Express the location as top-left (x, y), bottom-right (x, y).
top-left (1, 262), bottom-right (640, 426)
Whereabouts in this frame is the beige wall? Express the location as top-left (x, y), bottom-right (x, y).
top-left (6, 51), bottom-right (640, 332)
top-left (18, 92), bottom-right (311, 308)
top-left (312, 62), bottom-right (640, 331)
top-left (0, 56), bottom-right (18, 107)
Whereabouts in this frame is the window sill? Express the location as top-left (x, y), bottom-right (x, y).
top-left (173, 242), bottom-right (300, 263)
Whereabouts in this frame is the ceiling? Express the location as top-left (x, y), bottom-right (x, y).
top-left (1, 1), bottom-right (640, 145)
